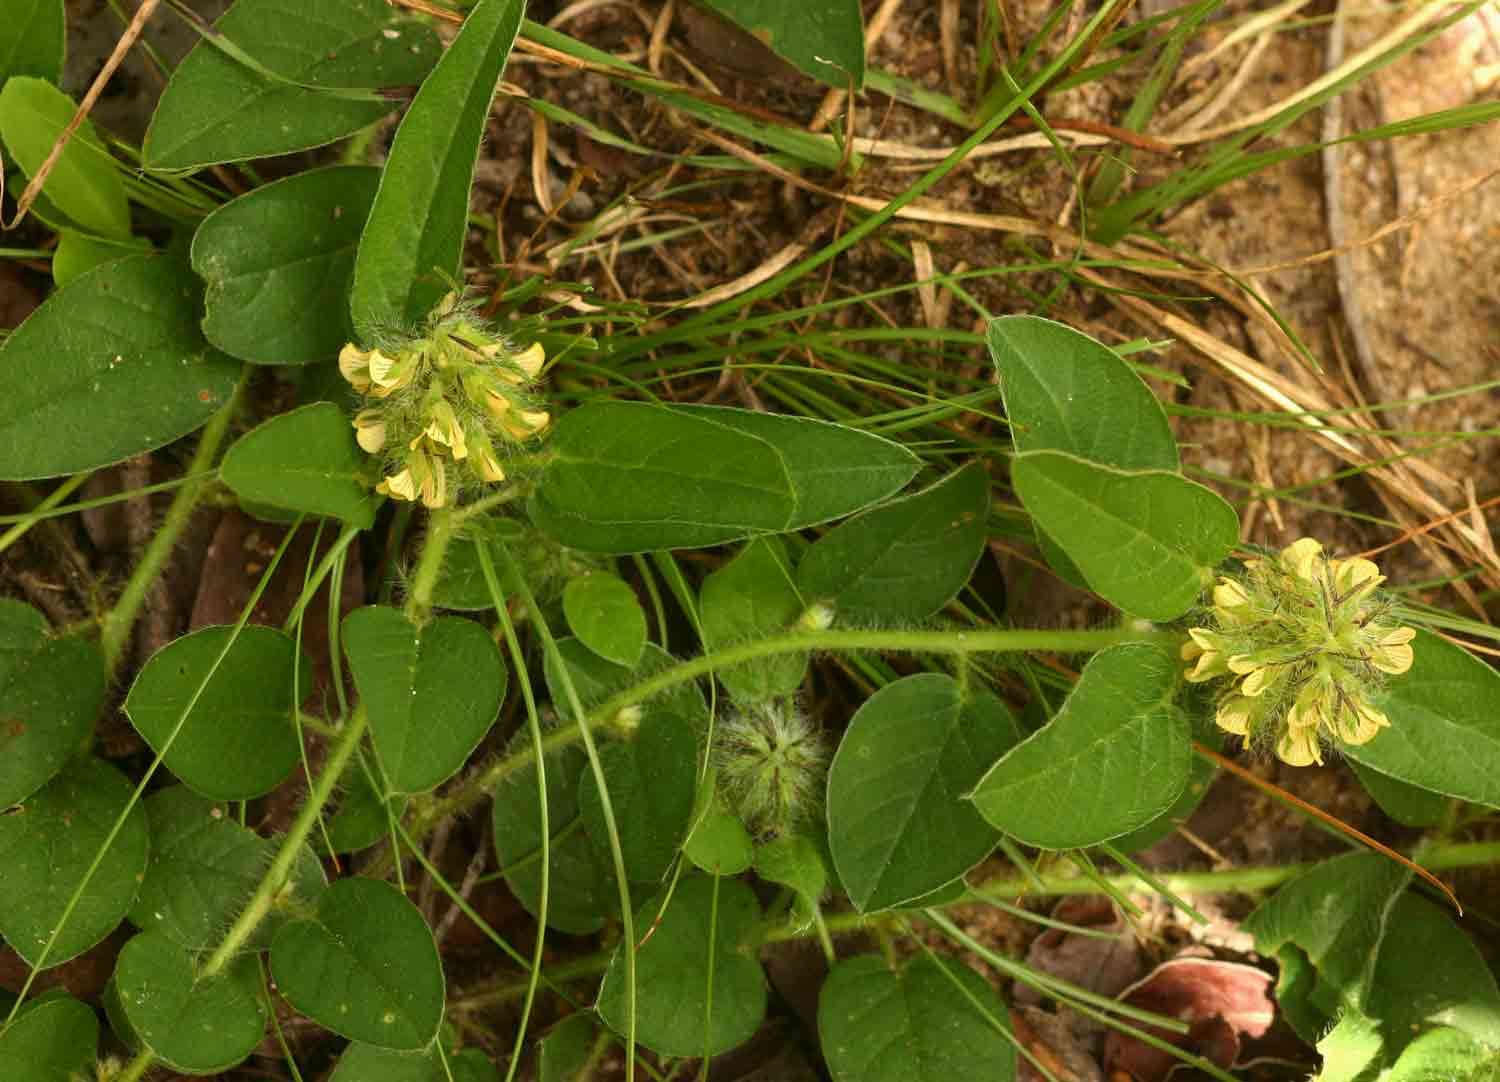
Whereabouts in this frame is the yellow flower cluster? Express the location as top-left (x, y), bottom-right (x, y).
top-left (338, 297), bottom-right (551, 508)
top-left (1183, 537), bottom-right (1414, 766)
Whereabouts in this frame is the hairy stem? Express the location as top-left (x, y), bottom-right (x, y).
top-left (406, 624), bottom-right (1172, 839)
top-left (100, 369), bottom-right (247, 676)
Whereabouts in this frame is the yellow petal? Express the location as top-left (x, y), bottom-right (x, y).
top-left (1226, 653), bottom-right (1261, 676)
top-left (338, 344), bottom-right (372, 390)
top-left (1280, 537), bottom-right (1324, 581)
top-left (1369, 626), bottom-right (1416, 675)
top-left (1181, 638), bottom-right (1204, 662)
top-left (1213, 578), bottom-right (1251, 612)
top-left (1332, 557), bottom-right (1384, 601)
top-left (1239, 665), bottom-right (1273, 697)
top-left (485, 389), bottom-right (512, 418)
top-left (419, 458), bottom-right (447, 509)
top-left (377, 468), bottom-right (417, 502)
top-left (1215, 696), bottom-right (1256, 736)
top-left (1277, 726), bottom-right (1323, 767)
top-left (513, 342), bottom-right (545, 379)
top-left (368, 349), bottom-right (412, 390)
top-left (476, 445), bottom-right (506, 482)
top-left (352, 410), bottom-right (386, 454)
top-left (1339, 700), bottom-right (1389, 745)
top-left (1186, 650), bottom-right (1225, 683)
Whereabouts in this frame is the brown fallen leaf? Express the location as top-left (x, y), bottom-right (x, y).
top-left (1103, 956), bottom-right (1275, 1082)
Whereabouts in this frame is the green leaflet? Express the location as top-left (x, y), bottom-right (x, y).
top-left (1009, 451), bottom-right (1238, 621)
top-left (969, 643), bottom-right (1190, 849)
top-left (797, 463), bottom-right (990, 623)
top-left (0, 599), bottom-right (103, 807)
top-left (342, 605), bottom-right (507, 794)
top-left (988, 314), bottom-right (1178, 586)
top-left (0, 992), bottom-right (99, 1082)
top-left (0, 77), bottom-right (129, 239)
top-left (0, 254), bottom-right (241, 481)
top-left (530, 401), bottom-right (920, 553)
top-left (220, 402), bottom-right (380, 528)
top-left (577, 712), bottom-right (697, 884)
top-left (129, 786), bottom-right (325, 950)
top-left (1345, 629), bottom-right (1500, 807)
top-left (492, 742), bottom-right (612, 935)
top-left (819, 954), bottom-right (1017, 1082)
top-left (350, 0), bottom-right (524, 334)
top-left (827, 674), bottom-right (1019, 911)
top-left (0, 757), bottom-right (150, 967)
top-left (143, 0), bottom-right (441, 169)
top-left (563, 571), bottom-right (647, 668)
top-left (596, 875), bottom-right (766, 1058)
top-left (191, 165), bottom-right (379, 364)
top-left (270, 878), bottom-right (445, 1050)
top-left (0, 0), bottom-right (64, 85)
top-left (115, 931), bottom-right (268, 1074)
top-left (125, 625), bottom-right (309, 801)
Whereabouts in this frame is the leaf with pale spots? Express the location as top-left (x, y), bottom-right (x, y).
top-left (270, 877), bottom-right (444, 1049)
top-left (115, 931), bottom-right (268, 1074)
top-left (0, 757), bottom-right (150, 967)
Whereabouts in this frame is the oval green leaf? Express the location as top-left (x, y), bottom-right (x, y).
top-left (577, 711), bottom-right (697, 884)
top-left (683, 776), bottom-right (754, 876)
top-left (192, 165), bottom-right (379, 364)
top-left (1243, 852), bottom-right (1410, 1024)
top-left (530, 402), bottom-right (920, 554)
top-left (142, 0), bottom-right (441, 170)
top-left (989, 315), bottom-right (1178, 586)
top-left (492, 743), bottom-right (612, 935)
top-left (988, 315), bottom-right (1177, 468)
top-left (696, 0), bottom-right (865, 88)
top-left (326, 763), bottom-right (406, 854)
top-left (270, 877), bottom-right (444, 1050)
top-left (0, 992), bottom-right (98, 1082)
top-left (1368, 894), bottom-right (1500, 1054)
top-left (220, 402), bottom-right (379, 527)
top-left (125, 625), bottom-right (308, 800)
top-left (0, 253), bottom-right (241, 481)
top-left (0, 757), bottom-right (150, 966)
top-left (700, 538), bottom-right (806, 703)
top-left (350, 0), bottom-right (525, 333)
top-left (0, 600), bottom-right (103, 806)
top-left (969, 643), bottom-right (1190, 849)
top-left (563, 571), bottom-right (647, 668)
top-left (1345, 629), bottom-right (1500, 808)
top-left (829, 674), bottom-right (1021, 911)
top-left (0, 77), bottom-right (128, 238)
top-left (129, 786), bottom-right (325, 949)
top-left (819, 954), bottom-right (1017, 1082)
top-left (797, 463), bottom-right (990, 623)
top-left (116, 931), bottom-right (267, 1074)
top-left (0, 0), bottom-right (64, 85)
top-left (596, 875), bottom-right (766, 1058)
top-left (1010, 451), bottom-right (1238, 621)
top-left (343, 606), bottom-right (506, 794)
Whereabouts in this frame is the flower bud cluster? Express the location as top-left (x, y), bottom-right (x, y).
top-left (1183, 537), bottom-right (1415, 766)
top-left (339, 294), bottom-right (551, 508)
top-left (713, 702), bottom-right (828, 839)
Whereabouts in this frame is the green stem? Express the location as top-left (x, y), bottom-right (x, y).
top-left (203, 704), bottom-right (369, 977)
top-left (99, 370), bottom-right (247, 676)
top-left (408, 625), bottom-right (1169, 835)
top-left (405, 507), bottom-right (457, 623)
